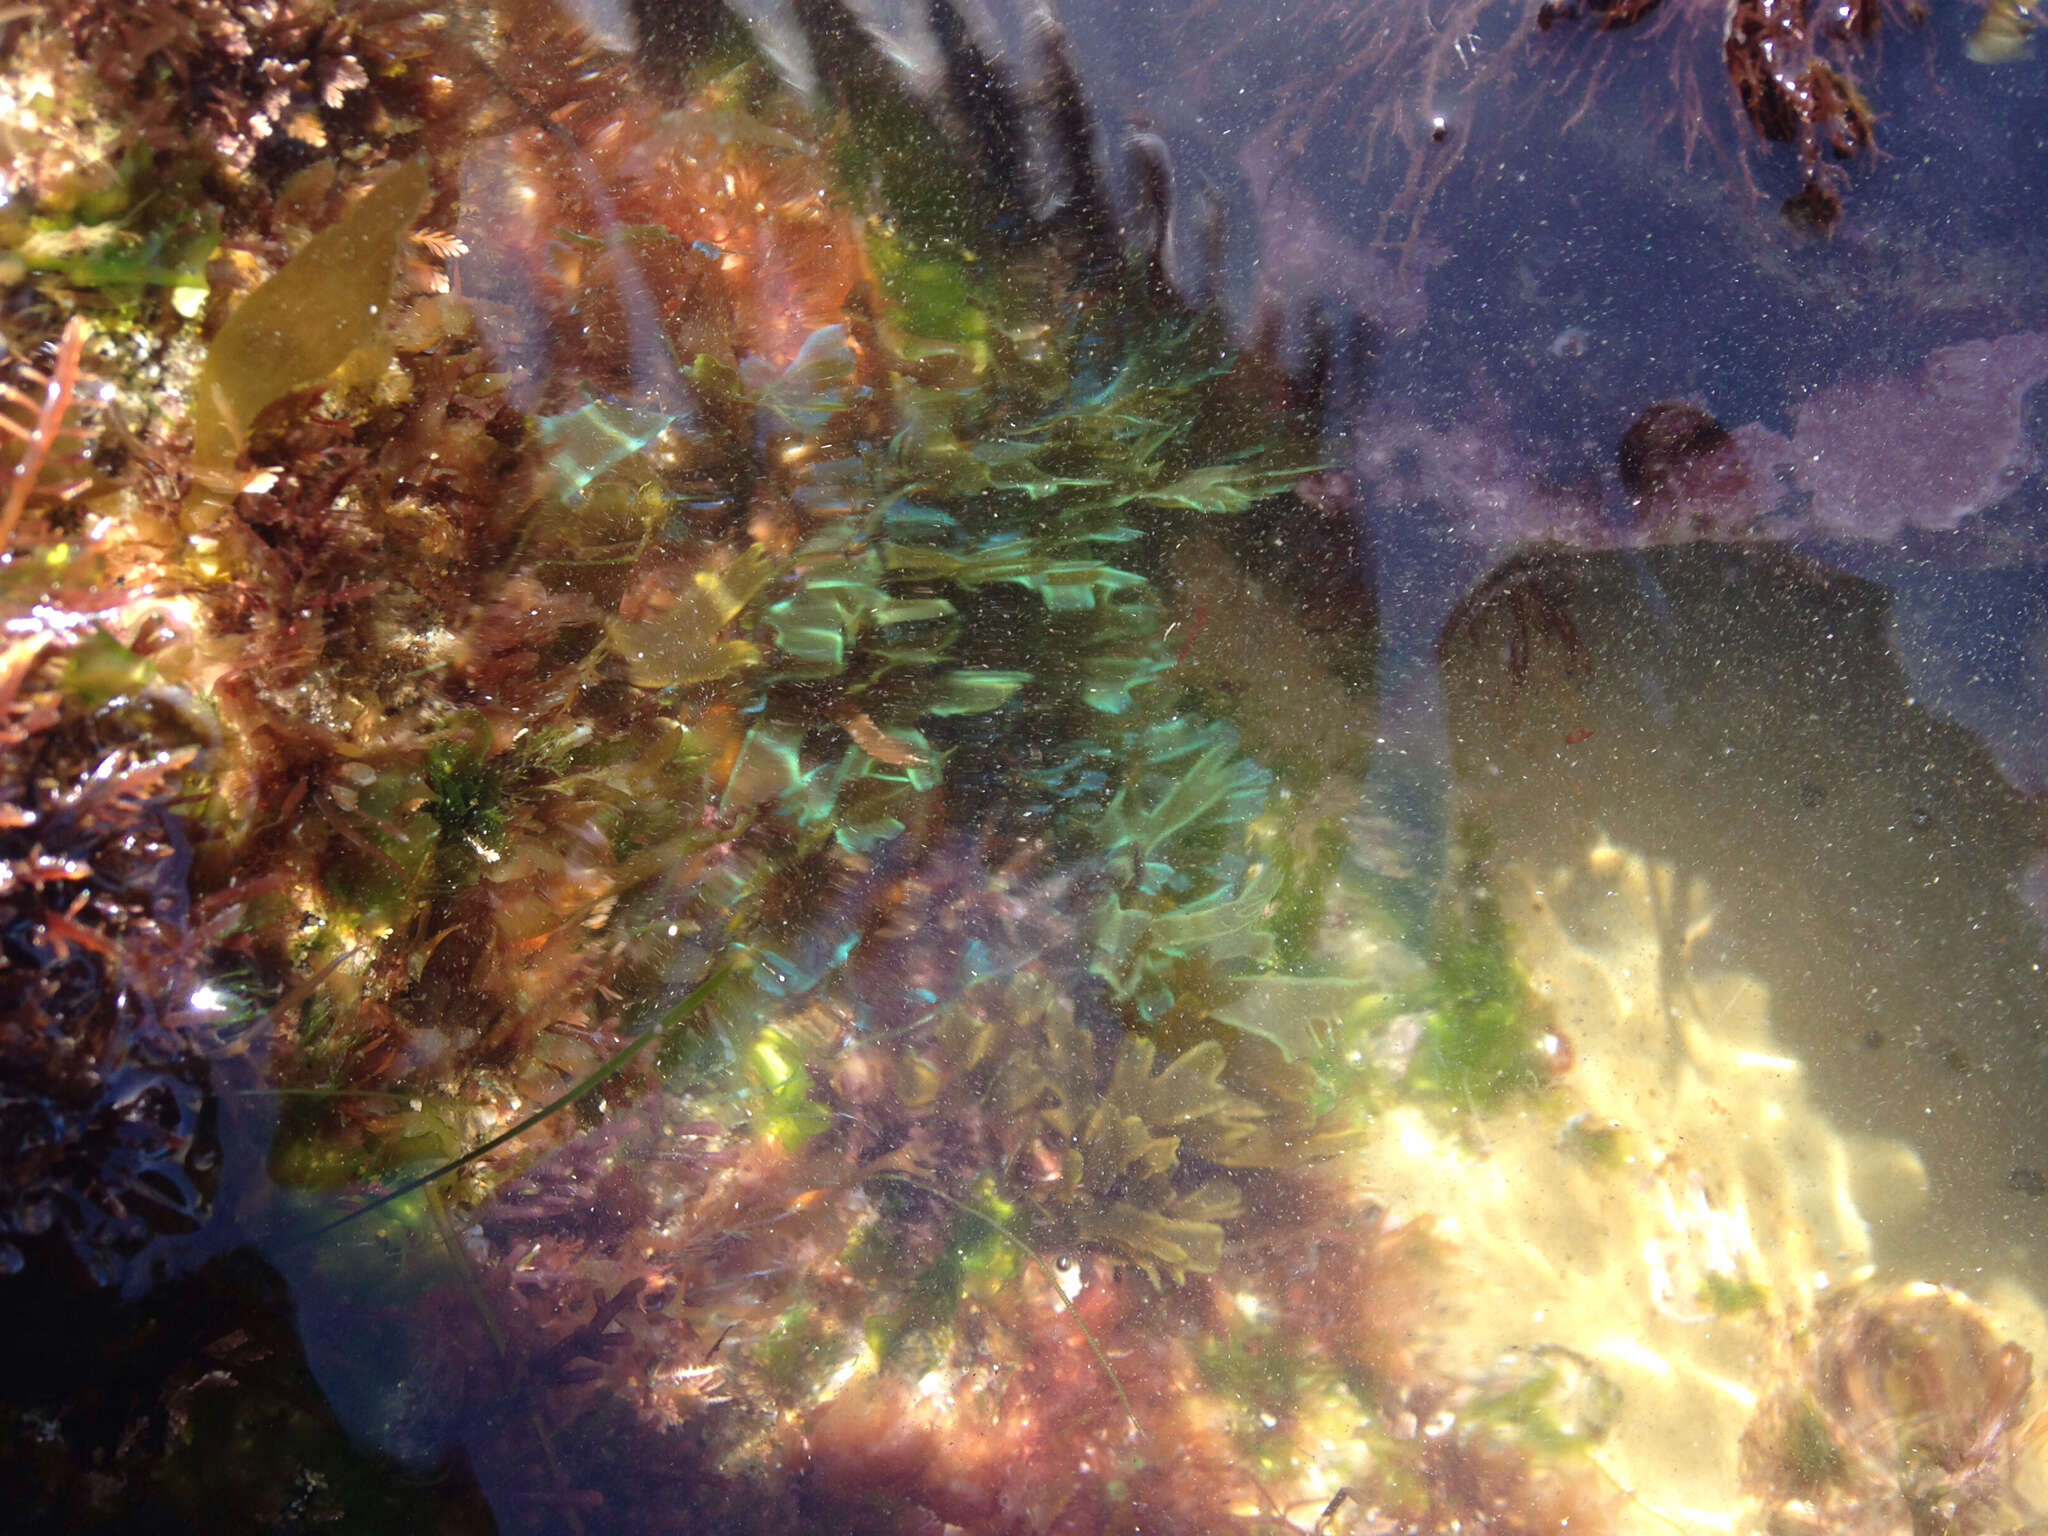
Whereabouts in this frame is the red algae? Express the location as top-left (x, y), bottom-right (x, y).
top-left (452, 74), bottom-right (871, 406)
top-left (0, 321), bottom-right (229, 1285)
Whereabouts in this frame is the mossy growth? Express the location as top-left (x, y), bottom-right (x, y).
top-left (1700, 1271), bottom-right (1770, 1317)
top-left (751, 1303), bottom-right (855, 1404)
top-left (1776, 1396), bottom-right (1847, 1492)
top-left (1462, 1347), bottom-right (1623, 1458)
top-left (2, 142), bottom-right (218, 312)
top-left (864, 1178), bottom-right (1020, 1360)
top-left (1406, 841), bottom-right (1544, 1111)
top-left (424, 736), bottom-right (506, 859)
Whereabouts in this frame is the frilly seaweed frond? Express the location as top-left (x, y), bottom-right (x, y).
top-left (823, 961), bottom-right (1358, 1291)
top-left (983, 983), bottom-right (1259, 1284)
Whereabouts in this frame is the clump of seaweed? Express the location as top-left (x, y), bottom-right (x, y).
top-left (198, 0), bottom-right (1360, 1227)
top-left (891, 973), bottom-right (1278, 1285)
top-left (7, 3), bottom-right (1637, 1533)
top-left (0, 322), bottom-right (229, 1286)
top-left (1402, 836), bottom-right (1549, 1112)
top-left (0, 636), bottom-right (221, 1285)
top-left (48, 0), bottom-right (386, 185)
top-left (1714, 0), bottom-right (1895, 233)
top-left (0, 15), bottom-right (220, 318)
top-left (1741, 1282), bottom-right (2047, 1536)
top-left (1177, 0), bottom-right (1934, 247)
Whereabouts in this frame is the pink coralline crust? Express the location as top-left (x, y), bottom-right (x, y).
top-left (1349, 334), bottom-right (2048, 554)
top-left (1783, 333), bottom-right (2048, 538)
top-left (1353, 399), bottom-right (1605, 550)
top-left (1352, 397), bottom-right (1787, 551)
top-left (1241, 137), bottom-right (1437, 339)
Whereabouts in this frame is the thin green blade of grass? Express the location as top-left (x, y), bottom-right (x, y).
top-left (291, 961), bottom-right (734, 1244)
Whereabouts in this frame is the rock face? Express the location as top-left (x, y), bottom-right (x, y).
top-left (1438, 545), bottom-right (2048, 1293)
top-left (1365, 836), bottom-right (1934, 1530)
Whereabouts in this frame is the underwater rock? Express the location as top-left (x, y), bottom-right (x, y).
top-left (1358, 835), bottom-right (1929, 1528)
top-left (0, 1244), bottom-right (497, 1533)
top-left (1436, 544), bottom-right (2048, 1290)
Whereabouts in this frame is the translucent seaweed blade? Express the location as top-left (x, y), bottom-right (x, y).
top-left (1211, 975), bottom-right (1389, 1063)
top-left (1101, 740), bottom-right (1270, 867)
top-left (536, 399), bottom-right (678, 495)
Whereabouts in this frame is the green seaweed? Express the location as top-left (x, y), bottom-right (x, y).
top-left (6, 147), bottom-right (217, 308)
top-left (1210, 974), bottom-right (1388, 1064)
top-left (1407, 870), bottom-right (1544, 1111)
top-left (865, 1179), bottom-right (1018, 1360)
top-left (424, 736), bottom-right (506, 858)
top-left (1463, 1349), bottom-right (1622, 1457)
top-left (741, 1024), bottom-right (832, 1149)
top-left (921, 979), bottom-right (1281, 1284)
top-left (1701, 1272), bottom-right (1771, 1317)
top-left (1779, 1397), bottom-right (1847, 1490)
top-left (59, 626), bottom-right (155, 709)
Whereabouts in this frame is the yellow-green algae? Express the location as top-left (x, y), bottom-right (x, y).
top-left (187, 156), bottom-right (429, 492)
